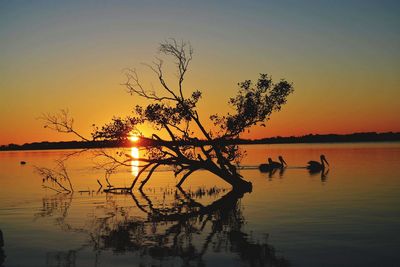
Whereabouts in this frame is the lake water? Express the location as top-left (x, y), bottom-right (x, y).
top-left (0, 143), bottom-right (399, 267)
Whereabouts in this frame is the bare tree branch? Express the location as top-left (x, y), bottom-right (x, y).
top-left (39, 109), bottom-right (90, 141)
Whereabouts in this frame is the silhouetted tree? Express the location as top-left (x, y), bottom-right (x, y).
top-left (42, 39), bottom-right (294, 193)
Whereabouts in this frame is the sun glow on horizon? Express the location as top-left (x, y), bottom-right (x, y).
top-left (129, 133), bottom-right (140, 143)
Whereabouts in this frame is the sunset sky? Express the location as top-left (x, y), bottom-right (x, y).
top-left (1, 0), bottom-right (399, 145)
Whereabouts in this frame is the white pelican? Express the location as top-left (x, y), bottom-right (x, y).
top-left (307, 155), bottom-right (329, 172)
top-left (270, 156), bottom-right (287, 169)
top-left (259, 158), bottom-right (274, 172)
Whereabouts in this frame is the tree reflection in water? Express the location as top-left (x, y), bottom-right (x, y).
top-left (36, 188), bottom-right (290, 267)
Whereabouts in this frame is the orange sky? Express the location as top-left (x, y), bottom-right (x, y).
top-left (1, 1), bottom-right (399, 145)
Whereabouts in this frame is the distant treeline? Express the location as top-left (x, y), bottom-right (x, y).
top-left (1, 132), bottom-right (399, 151)
top-left (0, 140), bottom-right (123, 151)
top-left (245, 132), bottom-right (400, 144)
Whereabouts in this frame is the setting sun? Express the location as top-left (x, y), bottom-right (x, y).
top-left (128, 134), bottom-right (140, 142)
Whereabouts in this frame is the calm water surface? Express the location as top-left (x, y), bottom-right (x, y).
top-left (0, 143), bottom-right (399, 266)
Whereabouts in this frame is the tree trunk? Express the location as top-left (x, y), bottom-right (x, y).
top-left (206, 164), bottom-right (252, 193)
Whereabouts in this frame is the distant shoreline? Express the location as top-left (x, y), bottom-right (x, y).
top-left (1, 132), bottom-right (399, 151)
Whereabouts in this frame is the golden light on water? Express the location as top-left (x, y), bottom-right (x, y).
top-left (130, 147), bottom-right (139, 177)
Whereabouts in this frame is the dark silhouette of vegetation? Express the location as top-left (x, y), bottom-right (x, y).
top-left (37, 39), bottom-right (293, 193)
top-left (255, 132), bottom-right (400, 144)
top-left (35, 188), bottom-right (290, 267)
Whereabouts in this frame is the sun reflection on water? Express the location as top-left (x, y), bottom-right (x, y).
top-left (130, 147), bottom-right (139, 177)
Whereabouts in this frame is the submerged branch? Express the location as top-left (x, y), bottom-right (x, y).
top-left (35, 162), bottom-right (73, 193)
